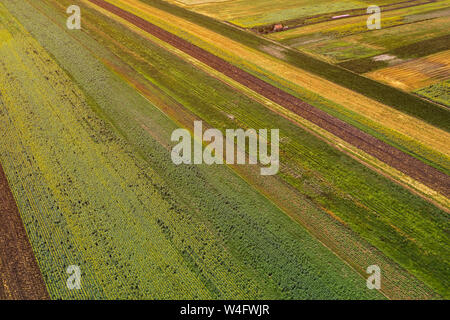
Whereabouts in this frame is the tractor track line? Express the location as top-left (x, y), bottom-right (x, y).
top-left (88, 0), bottom-right (450, 197)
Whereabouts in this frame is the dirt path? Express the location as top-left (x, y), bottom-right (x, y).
top-left (0, 163), bottom-right (49, 300)
top-left (88, 0), bottom-right (450, 197)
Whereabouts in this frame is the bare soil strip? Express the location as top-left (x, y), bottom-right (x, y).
top-left (0, 163), bottom-right (49, 300)
top-left (89, 0), bottom-right (450, 197)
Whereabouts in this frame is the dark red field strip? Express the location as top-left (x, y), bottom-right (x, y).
top-left (89, 0), bottom-right (450, 197)
top-left (0, 163), bottom-right (49, 300)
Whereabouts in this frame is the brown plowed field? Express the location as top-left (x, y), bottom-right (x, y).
top-left (89, 0), bottom-right (450, 197)
top-left (0, 163), bottom-right (49, 300)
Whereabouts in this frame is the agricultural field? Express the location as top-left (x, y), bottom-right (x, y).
top-left (165, 0), bottom-right (417, 28)
top-left (247, 0), bottom-right (450, 106)
top-left (98, 0), bottom-right (450, 172)
top-left (365, 50), bottom-right (450, 91)
top-left (114, 0), bottom-right (449, 133)
top-left (0, 0), bottom-right (449, 303)
top-left (174, 0), bottom-right (449, 109)
top-left (305, 15), bottom-right (450, 62)
top-left (415, 79), bottom-right (450, 106)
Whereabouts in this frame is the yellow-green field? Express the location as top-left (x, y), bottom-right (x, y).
top-left (293, 13), bottom-right (450, 62)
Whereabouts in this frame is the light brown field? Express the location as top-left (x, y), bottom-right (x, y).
top-left (366, 50), bottom-right (450, 91)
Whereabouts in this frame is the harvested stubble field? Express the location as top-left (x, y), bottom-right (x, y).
top-left (1, 0), bottom-right (449, 300)
top-left (365, 50), bottom-right (450, 91)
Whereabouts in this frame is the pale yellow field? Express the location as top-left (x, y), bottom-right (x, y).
top-left (366, 50), bottom-right (450, 91)
top-left (89, 0), bottom-right (450, 163)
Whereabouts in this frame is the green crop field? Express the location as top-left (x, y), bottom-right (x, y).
top-left (415, 79), bottom-right (450, 107)
top-left (136, 0), bottom-right (450, 133)
top-left (0, 0), bottom-right (448, 302)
